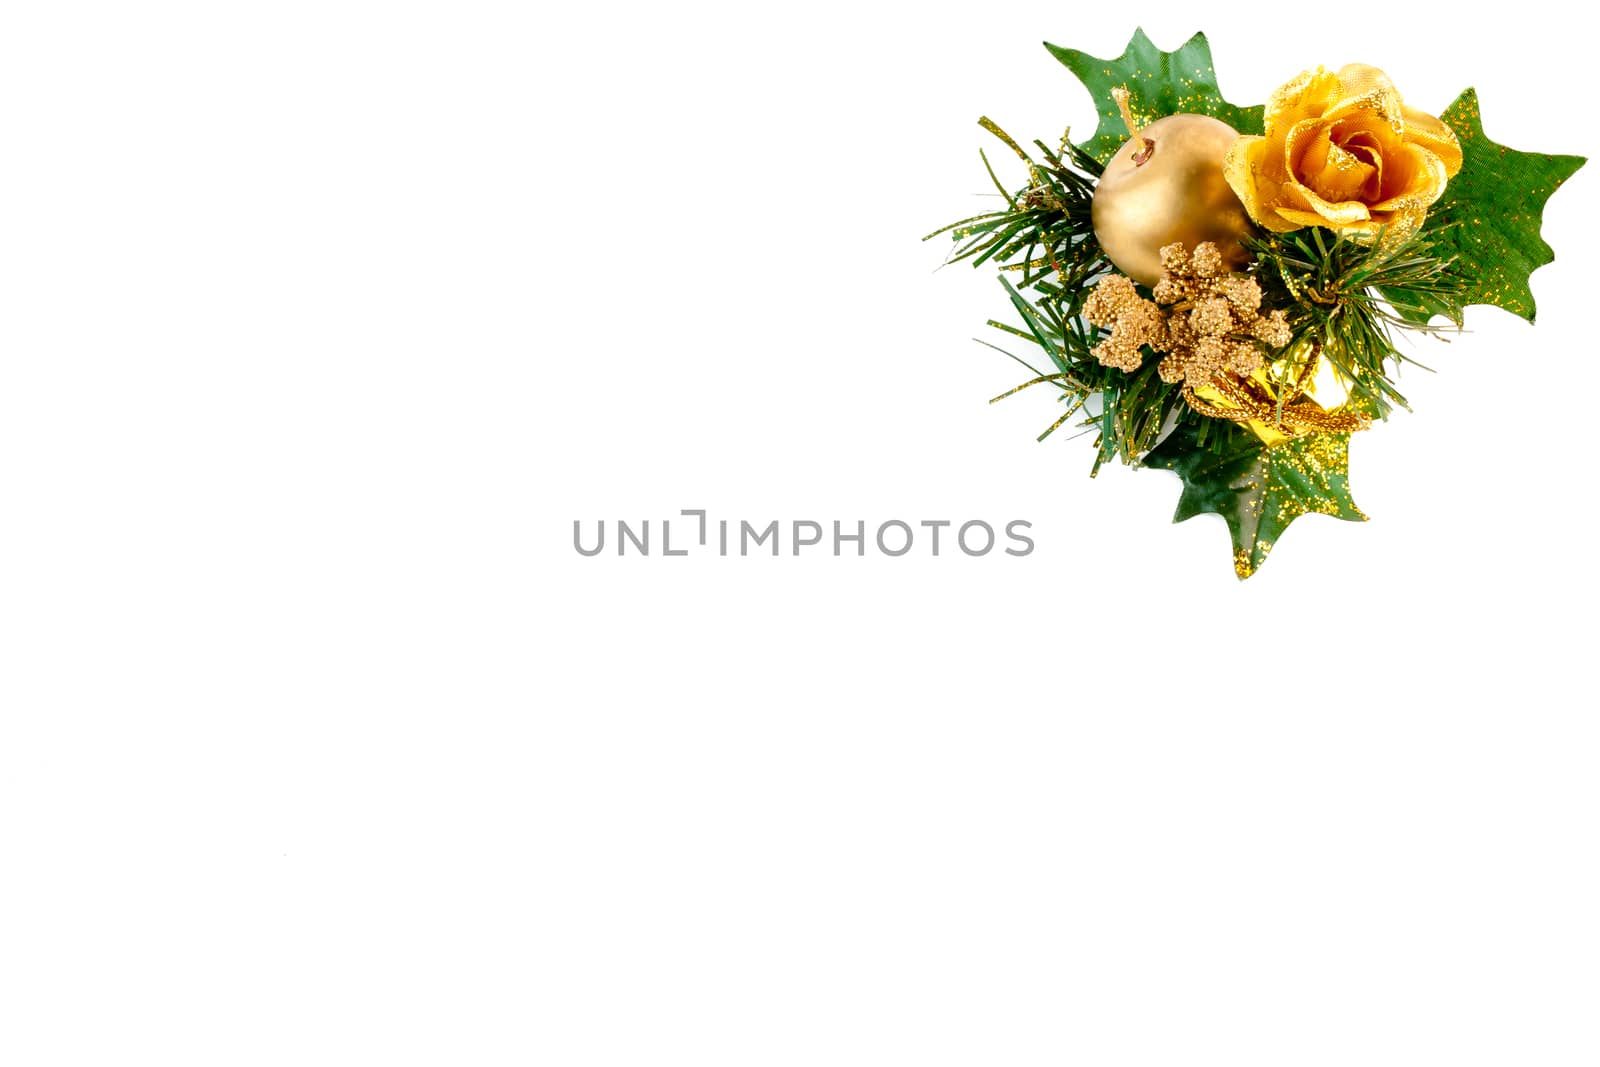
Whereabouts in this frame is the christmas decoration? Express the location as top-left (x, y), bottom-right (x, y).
top-left (926, 29), bottom-right (1585, 578)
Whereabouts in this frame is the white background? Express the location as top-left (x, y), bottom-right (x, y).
top-left (2, 2), bottom-right (1597, 1064)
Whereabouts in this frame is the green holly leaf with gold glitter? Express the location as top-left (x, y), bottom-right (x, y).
top-left (1045, 28), bottom-right (1263, 166)
top-left (1143, 422), bottom-right (1366, 579)
top-left (1381, 88), bottom-right (1585, 325)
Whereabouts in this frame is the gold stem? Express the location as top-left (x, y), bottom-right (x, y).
top-left (1111, 87), bottom-right (1140, 139)
top-left (1111, 87), bottom-right (1155, 165)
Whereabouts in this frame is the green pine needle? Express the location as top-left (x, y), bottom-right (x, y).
top-left (1244, 228), bottom-right (1468, 419)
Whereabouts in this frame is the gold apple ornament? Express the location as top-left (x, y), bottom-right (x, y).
top-left (1090, 87), bottom-right (1255, 286)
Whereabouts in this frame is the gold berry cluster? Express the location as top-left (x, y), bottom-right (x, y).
top-left (1082, 242), bottom-right (1292, 385)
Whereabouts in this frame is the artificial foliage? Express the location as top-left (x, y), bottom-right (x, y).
top-left (927, 29), bottom-right (1585, 578)
top-left (1380, 88), bottom-right (1585, 324)
top-left (1046, 30), bottom-right (1263, 165)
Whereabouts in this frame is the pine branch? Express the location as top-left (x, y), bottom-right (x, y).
top-left (1244, 228), bottom-right (1467, 419)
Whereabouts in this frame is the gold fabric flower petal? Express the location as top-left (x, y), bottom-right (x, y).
top-left (1324, 64), bottom-right (1404, 131)
top-left (1400, 106), bottom-right (1463, 176)
top-left (1300, 126), bottom-right (1379, 203)
top-left (1224, 135), bottom-right (1299, 233)
top-left (1282, 181), bottom-right (1375, 228)
top-left (1367, 143), bottom-right (1449, 212)
top-left (1262, 68), bottom-right (1341, 131)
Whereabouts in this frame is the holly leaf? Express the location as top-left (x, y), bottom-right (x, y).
top-left (1044, 28), bottom-right (1263, 166)
top-left (1143, 423), bottom-right (1366, 579)
top-left (1382, 88), bottom-right (1585, 325)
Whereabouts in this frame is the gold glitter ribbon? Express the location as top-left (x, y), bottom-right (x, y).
top-left (1185, 340), bottom-right (1370, 445)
